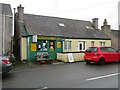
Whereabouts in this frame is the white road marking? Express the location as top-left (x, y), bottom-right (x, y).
top-left (86, 73), bottom-right (120, 81)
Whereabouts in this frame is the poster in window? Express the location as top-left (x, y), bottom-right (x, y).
top-left (50, 42), bottom-right (54, 45)
top-left (38, 45), bottom-right (41, 48)
top-left (50, 46), bottom-right (54, 51)
top-left (31, 43), bottom-right (36, 52)
top-left (57, 42), bottom-right (61, 48)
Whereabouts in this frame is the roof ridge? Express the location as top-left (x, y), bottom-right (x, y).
top-left (0, 3), bottom-right (11, 5)
top-left (24, 13), bottom-right (91, 23)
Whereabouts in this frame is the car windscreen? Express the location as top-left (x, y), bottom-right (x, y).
top-left (86, 47), bottom-right (98, 52)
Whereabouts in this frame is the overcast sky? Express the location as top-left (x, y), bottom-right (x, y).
top-left (1, 0), bottom-right (120, 29)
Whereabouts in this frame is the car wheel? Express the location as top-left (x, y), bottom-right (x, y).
top-left (85, 60), bottom-right (91, 64)
top-left (98, 58), bottom-right (105, 65)
top-left (118, 60), bottom-right (120, 63)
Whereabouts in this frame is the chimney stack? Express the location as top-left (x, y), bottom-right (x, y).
top-left (101, 19), bottom-right (111, 33)
top-left (92, 18), bottom-right (98, 29)
top-left (17, 4), bottom-right (24, 21)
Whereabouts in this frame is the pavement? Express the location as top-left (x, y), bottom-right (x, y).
top-left (12, 60), bottom-right (65, 71)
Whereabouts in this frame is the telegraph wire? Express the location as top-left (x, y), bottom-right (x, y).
top-left (46, 0), bottom-right (117, 15)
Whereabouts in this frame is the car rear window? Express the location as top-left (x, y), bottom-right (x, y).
top-left (86, 47), bottom-right (97, 52)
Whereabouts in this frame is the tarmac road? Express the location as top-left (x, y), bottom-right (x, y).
top-left (2, 62), bottom-right (119, 89)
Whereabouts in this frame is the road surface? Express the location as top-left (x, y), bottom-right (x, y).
top-left (2, 62), bottom-right (119, 89)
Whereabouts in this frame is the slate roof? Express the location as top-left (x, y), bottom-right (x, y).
top-left (20, 14), bottom-right (110, 39)
top-left (0, 3), bottom-right (12, 15)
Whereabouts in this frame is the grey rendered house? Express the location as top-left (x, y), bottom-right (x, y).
top-left (0, 3), bottom-right (13, 55)
top-left (14, 5), bottom-right (111, 62)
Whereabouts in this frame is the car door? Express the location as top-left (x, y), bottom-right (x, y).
top-left (100, 47), bottom-right (110, 61)
top-left (107, 47), bottom-right (119, 61)
top-left (0, 56), bottom-right (2, 73)
top-left (118, 51), bottom-right (120, 60)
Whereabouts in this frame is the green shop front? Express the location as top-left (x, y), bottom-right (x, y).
top-left (27, 35), bottom-right (63, 61)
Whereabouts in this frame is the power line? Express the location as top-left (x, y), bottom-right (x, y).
top-left (46, 0), bottom-right (117, 15)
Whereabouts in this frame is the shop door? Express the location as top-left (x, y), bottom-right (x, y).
top-left (48, 40), bottom-right (62, 59)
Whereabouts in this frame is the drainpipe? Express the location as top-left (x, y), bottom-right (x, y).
top-left (2, 14), bottom-right (6, 55)
top-left (2, 13), bottom-right (3, 55)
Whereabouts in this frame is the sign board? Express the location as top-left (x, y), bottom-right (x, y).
top-left (68, 53), bottom-right (74, 63)
top-left (37, 36), bottom-right (59, 40)
top-left (31, 43), bottom-right (36, 52)
top-left (32, 35), bottom-right (37, 42)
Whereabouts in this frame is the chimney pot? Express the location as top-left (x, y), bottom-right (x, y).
top-left (103, 19), bottom-right (108, 26)
top-left (17, 4), bottom-right (24, 21)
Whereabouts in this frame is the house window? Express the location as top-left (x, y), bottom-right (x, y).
top-left (100, 42), bottom-right (105, 46)
top-left (64, 41), bottom-right (71, 50)
top-left (78, 41), bottom-right (86, 51)
top-left (91, 41), bottom-right (95, 46)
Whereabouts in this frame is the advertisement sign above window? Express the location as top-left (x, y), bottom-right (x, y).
top-left (37, 36), bottom-right (59, 40)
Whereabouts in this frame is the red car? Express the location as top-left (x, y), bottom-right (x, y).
top-left (84, 46), bottom-right (120, 65)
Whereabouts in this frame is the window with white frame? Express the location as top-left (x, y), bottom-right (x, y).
top-left (100, 42), bottom-right (105, 46)
top-left (91, 41), bottom-right (95, 46)
top-left (78, 41), bottom-right (86, 51)
top-left (64, 41), bottom-right (71, 50)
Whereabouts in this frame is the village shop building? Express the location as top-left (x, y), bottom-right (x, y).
top-left (14, 5), bottom-right (111, 62)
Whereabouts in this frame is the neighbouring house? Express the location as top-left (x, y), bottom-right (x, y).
top-left (118, 1), bottom-right (120, 50)
top-left (118, 1), bottom-right (120, 29)
top-left (14, 5), bottom-right (111, 62)
top-left (101, 19), bottom-right (120, 50)
top-left (0, 3), bottom-right (13, 55)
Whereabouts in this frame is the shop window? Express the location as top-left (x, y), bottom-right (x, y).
top-left (38, 41), bottom-right (42, 51)
top-left (64, 41), bottom-right (71, 50)
top-left (49, 41), bottom-right (55, 51)
top-left (43, 40), bottom-right (48, 51)
top-left (37, 40), bottom-right (48, 51)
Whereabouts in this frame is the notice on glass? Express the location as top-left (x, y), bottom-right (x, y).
top-left (31, 43), bottom-right (36, 52)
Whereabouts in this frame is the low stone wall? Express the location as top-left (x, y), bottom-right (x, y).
top-left (57, 52), bottom-right (85, 63)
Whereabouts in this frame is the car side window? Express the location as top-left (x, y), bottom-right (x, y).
top-left (100, 48), bottom-right (108, 52)
top-left (100, 47), bottom-right (117, 52)
top-left (107, 48), bottom-right (117, 52)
